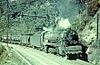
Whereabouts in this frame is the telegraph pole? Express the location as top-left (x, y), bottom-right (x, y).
top-left (6, 0), bottom-right (9, 47)
top-left (0, 1), bottom-right (2, 20)
top-left (97, 13), bottom-right (100, 48)
top-left (97, 13), bottom-right (99, 40)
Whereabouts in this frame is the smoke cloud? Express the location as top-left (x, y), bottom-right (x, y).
top-left (58, 18), bottom-right (71, 29)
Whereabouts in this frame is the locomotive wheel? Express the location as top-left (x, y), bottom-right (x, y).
top-left (55, 47), bottom-right (59, 55)
top-left (48, 47), bottom-right (58, 54)
top-left (44, 46), bottom-right (49, 53)
top-left (40, 46), bottom-right (44, 51)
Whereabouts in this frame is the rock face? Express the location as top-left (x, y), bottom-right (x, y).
top-left (80, 9), bottom-right (100, 46)
top-left (80, 10), bottom-right (100, 65)
top-left (79, 15), bottom-right (97, 46)
top-left (86, 47), bottom-right (100, 65)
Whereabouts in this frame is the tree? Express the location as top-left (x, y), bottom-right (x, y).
top-left (0, 0), bottom-right (60, 36)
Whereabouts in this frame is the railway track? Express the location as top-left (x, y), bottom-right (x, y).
top-left (12, 49), bottom-right (32, 65)
top-left (18, 49), bottom-right (60, 65)
top-left (1, 43), bottom-right (93, 65)
top-left (13, 46), bottom-right (61, 65)
top-left (11, 44), bottom-right (93, 65)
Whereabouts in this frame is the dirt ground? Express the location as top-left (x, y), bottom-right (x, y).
top-left (0, 43), bottom-right (26, 65)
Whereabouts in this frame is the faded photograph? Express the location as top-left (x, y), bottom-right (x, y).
top-left (0, 0), bottom-right (100, 65)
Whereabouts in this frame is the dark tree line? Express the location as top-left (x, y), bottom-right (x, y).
top-left (75, 0), bottom-right (100, 16)
top-left (0, 0), bottom-right (60, 35)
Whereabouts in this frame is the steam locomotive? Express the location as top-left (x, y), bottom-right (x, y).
top-left (40, 28), bottom-right (87, 60)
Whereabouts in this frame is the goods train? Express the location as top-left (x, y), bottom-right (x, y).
top-left (1, 35), bottom-right (20, 44)
top-left (1, 28), bottom-right (88, 60)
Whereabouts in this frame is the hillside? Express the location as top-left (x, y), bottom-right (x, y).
top-left (78, 6), bottom-right (100, 65)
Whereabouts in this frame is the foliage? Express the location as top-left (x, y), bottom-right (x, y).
top-left (71, 18), bottom-right (80, 31)
top-left (0, 0), bottom-right (60, 35)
